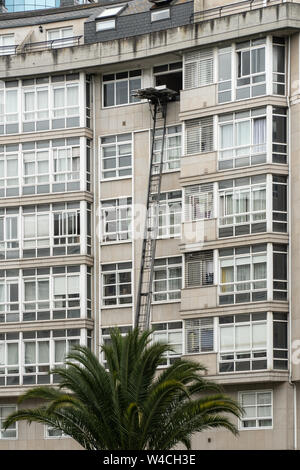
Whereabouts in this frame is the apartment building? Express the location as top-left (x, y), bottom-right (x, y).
top-left (0, 0), bottom-right (298, 450)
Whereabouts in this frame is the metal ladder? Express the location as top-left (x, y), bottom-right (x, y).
top-left (133, 86), bottom-right (177, 331)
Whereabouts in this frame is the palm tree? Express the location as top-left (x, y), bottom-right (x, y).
top-left (3, 328), bottom-right (242, 450)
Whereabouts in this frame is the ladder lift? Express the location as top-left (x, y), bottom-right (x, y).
top-left (132, 86), bottom-right (177, 331)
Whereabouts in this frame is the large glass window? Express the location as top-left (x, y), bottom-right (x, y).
top-left (219, 244), bottom-right (267, 305)
top-left (218, 46), bottom-right (232, 103)
top-left (0, 81), bottom-right (19, 134)
top-left (218, 107), bottom-right (266, 170)
top-left (239, 391), bottom-right (272, 429)
top-left (101, 133), bottom-right (132, 179)
top-left (153, 257), bottom-right (182, 302)
top-left (101, 198), bottom-right (132, 243)
top-left (103, 70), bottom-right (141, 107)
top-left (236, 38), bottom-right (266, 100)
top-left (219, 175), bottom-right (266, 237)
top-left (0, 208), bottom-right (19, 259)
top-left (0, 273), bottom-right (19, 323)
top-left (219, 312), bottom-right (267, 372)
top-left (273, 37), bottom-right (285, 95)
top-left (101, 262), bottom-right (132, 306)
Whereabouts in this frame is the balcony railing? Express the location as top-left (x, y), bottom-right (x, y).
top-left (23, 36), bottom-right (82, 52)
top-left (192, 0), bottom-right (290, 22)
top-left (0, 45), bottom-right (18, 56)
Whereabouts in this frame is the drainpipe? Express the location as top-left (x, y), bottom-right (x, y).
top-left (287, 35), bottom-right (297, 450)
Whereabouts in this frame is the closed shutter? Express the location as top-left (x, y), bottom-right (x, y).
top-left (185, 251), bottom-right (214, 287)
top-left (185, 317), bottom-right (214, 353)
top-left (185, 117), bottom-right (213, 155)
top-left (184, 49), bottom-right (214, 89)
top-left (185, 183), bottom-right (214, 221)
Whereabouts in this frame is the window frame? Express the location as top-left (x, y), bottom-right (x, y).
top-left (102, 69), bottom-right (142, 108)
top-left (153, 256), bottom-right (182, 303)
top-left (100, 133), bottom-right (132, 181)
top-left (238, 390), bottom-right (273, 430)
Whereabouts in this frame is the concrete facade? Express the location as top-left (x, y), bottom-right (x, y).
top-left (0, 0), bottom-right (298, 450)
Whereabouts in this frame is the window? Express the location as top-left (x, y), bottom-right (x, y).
top-left (184, 183), bottom-right (214, 221)
top-left (23, 206), bottom-right (50, 257)
top-left (153, 62), bottom-right (182, 96)
top-left (53, 82), bottom-right (79, 121)
top-left (0, 328), bottom-right (88, 387)
top-left (218, 175), bottom-right (267, 238)
top-left (273, 312), bottom-right (288, 369)
top-left (273, 244), bottom-right (287, 301)
top-left (103, 70), bottom-right (141, 107)
top-left (218, 47), bottom-right (232, 103)
top-left (153, 257), bottom-right (182, 302)
top-left (185, 318), bottom-right (214, 354)
top-left (153, 125), bottom-right (182, 172)
top-left (218, 108), bottom-right (266, 170)
top-left (239, 391), bottom-right (272, 429)
top-left (101, 262), bottom-right (132, 306)
top-left (101, 325), bottom-right (132, 367)
top-left (23, 83), bottom-right (49, 130)
top-left (0, 34), bottom-right (15, 56)
top-left (0, 145), bottom-right (19, 198)
top-left (0, 406), bottom-right (17, 438)
top-left (101, 133), bottom-right (132, 179)
top-left (151, 9), bottom-right (170, 22)
top-left (0, 208), bottom-right (19, 259)
top-left (272, 107), bottom-right (287, 164)
top-left (0, 332), bottom-right (20, 386)
top-left (101, 198), bottom-right (132, 243)
top-left (53, 203), bottom-right (81, 255)
top-left (0, 274), bottom-right (19, 323)
top-left (184, 49), bottom-right (213, 89)
top-left (152, 322), bottom-right (182, 366)
top-left (96, 19), bottom-right (116, 31)
top-left (0, 81), bottom-right (19, 134)
top-left (273, 37), bottom-right (285, 96)
top-left (236, 38), bottom-right (266, 100)
top-left (219, 244), bottom-right (267, 305)
top-left (53, 270), bottom-right (80, 315)
top-left (219, 313), bottom-right (268, 373)
top-left (185, 251), bottom-right (214, 288)
top-left (45, 426), bottom-right (69, 439)
top-left (47, 27), bottom-right (74, 48)
top-left (157, 191), bottom-right (182, 238)
top-left (185, 117), bottom-right (213, 155)
top-left (272, 175), bottom-right (287, 232)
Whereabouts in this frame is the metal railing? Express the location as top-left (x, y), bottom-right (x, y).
top-left (0, 45), bottom-right (18, 56)
top-left (23, 35), bottom-right (82, 52)
top-left (192, 0), bottom-right (291, 22)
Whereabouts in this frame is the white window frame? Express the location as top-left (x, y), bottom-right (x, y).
top-left (151, 9), bottom-right (170, 22)
top-left (0, 34), bottom-right (15, 56)
top-left (102, 70), bottom-right (142, 108)
top-left (100, 133), bottom-right (132, 180)
top-left (0, 405), bottom-right (17, 439)
top-left (47, 27), bottom-right (74, 49)
top-left (101, 197), bottom-right (132, 243)
top-left (101, 262), bottom-right (132, 307)
top-left (153, 125), bottom-right (182, 173)
top-left (238, 390), bottom-right (273, 430)
top-left (153, 256), bottom-right (182, 303)
top-left (152, 321), bottom-right (183, 367)
top-left (157, 191), bottom-right (182, 239)
top-left (184, 183), bottom-right (214, 222)
top-left (185, 317), bottom-right (215, 355)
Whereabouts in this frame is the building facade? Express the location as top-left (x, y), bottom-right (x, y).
top-left (0, 0), bottom-right (298, 450)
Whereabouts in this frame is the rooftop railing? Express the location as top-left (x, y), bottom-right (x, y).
top-left (23, 35), bottom-right (82, 52)
top-left (192, 0), bottom-right (291, 22)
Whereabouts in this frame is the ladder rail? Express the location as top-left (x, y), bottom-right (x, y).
top-left (135, 98), bottom-right (169, 331)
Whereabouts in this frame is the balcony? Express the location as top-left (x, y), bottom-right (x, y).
top-left (0, 45), bottom-right (18, 56)
top-left (23, 36), bottom-right (82, 53)
top-left (192, 0), bottom-right (286, 23)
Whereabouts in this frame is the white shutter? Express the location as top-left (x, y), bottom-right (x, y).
top-left (184, 48), bottom-right (213, 89)
top-left (185, 251), bottom-right (214, 287)
top-left (185, 117), bottom-right (213, 155)
top-left (185, 317), bottom-right (214, 353)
